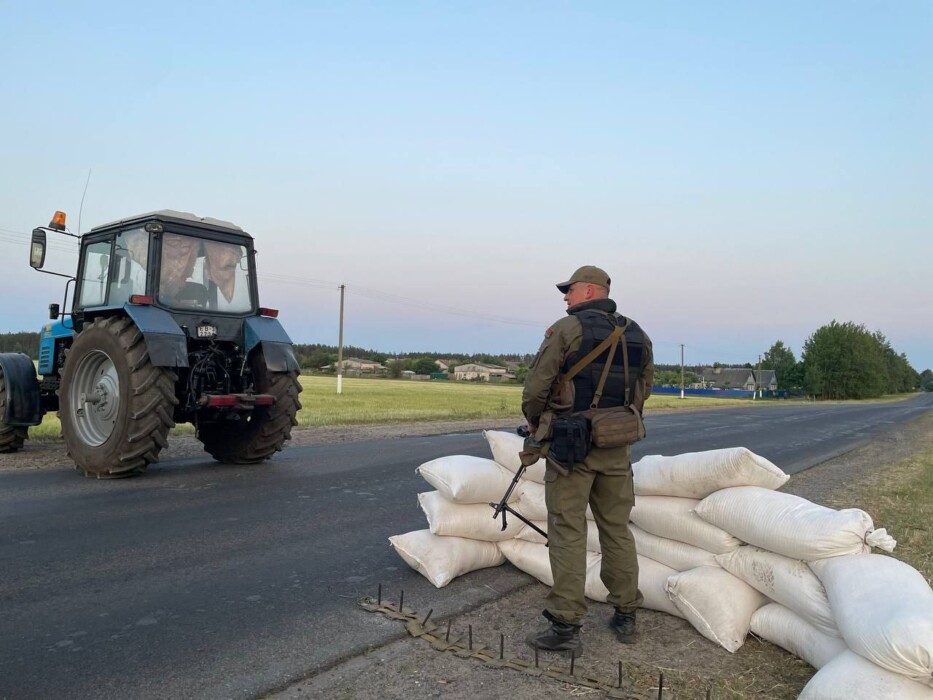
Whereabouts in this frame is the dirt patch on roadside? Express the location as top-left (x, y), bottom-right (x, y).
top-left (266, 415), bottom-right (933, 700)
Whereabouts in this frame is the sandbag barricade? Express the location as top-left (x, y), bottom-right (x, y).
top-left (389, 436), bottom-right (925, 697)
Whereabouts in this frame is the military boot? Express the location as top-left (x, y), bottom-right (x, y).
top-left (610, 609), bottom-right (636, 644)
top-left (525, 610), bottom-right (583, 657)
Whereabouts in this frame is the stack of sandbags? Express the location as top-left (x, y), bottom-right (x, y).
top-left (630, 448), bottom-right (790, 652)
top-left (390, 433), bottom-right (930, 698)
top-left (495, 439), bottom-right (792, 636)
top-left (389, 454), bottom-right (515, 587)
top-left (691, 484), bottom-right (933, 698)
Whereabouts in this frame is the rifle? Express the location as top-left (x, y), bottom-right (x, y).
top-left (488, 426), bottom-right (549, 542)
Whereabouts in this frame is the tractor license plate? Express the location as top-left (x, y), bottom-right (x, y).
top-left (197, 325), bottom-right (217, 338)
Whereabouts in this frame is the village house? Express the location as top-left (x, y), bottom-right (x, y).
top-left (453, 363), bottom-right (509, 382)
top-left (329, 357), bottom-right (387, 376)
top-left (698, 367), bottom-right (778, 392)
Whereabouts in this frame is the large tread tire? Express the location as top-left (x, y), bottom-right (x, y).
top-left (0, 367), bottom-right (29, 453)
top-left (59, 316), bottom-right (178, 478)
top-left (197, 352), bottom-right (302, 464)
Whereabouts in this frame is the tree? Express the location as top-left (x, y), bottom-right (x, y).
top-left (514, 364), bottom-right (529, 385)
top-left (761, 341), bottom-right (799, 389)
top-left (920, 369), bottom-right (933, 392)
top-left (802, 321), bottom-right (888, 399)
top-left (412, 358), bottom-right (438, 375)
top-left (387, 359), bottom-right (404, 379)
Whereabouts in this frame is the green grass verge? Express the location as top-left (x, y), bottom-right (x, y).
top-left (848, 437), bottom-right (933, 582)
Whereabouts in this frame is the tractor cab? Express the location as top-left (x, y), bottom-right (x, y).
top-left (72, 210), bottom-right (257, 318)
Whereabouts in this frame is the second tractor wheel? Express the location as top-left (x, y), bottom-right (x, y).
top-left (0, 366), bottom-right (28, 453)
top-left (197, 351), bottom-right (302, 464)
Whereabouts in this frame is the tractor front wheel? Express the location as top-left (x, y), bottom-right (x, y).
top-left (197, 351), bottom-right (301, 464)
top-left (0, 367), bottom-right (28, 453)
top-left (60, 316), bottom-right (178, 478)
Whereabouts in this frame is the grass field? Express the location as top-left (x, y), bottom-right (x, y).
top-left (20, 375), bottom-right (919, 441)
top-left (845, 419), bottom-right (933, 582)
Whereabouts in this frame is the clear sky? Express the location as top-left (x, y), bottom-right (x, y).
top-left (1, 1), bottom-right (930, 370)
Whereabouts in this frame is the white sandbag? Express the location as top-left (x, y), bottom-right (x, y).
top-left (630, 496), bottom-right (743, 554)
top-left (515, 480), bottom-right (594, 522)
top-left (695, 486), bottom-right (896, 561)
top-left (499, 539), bottom-right (601, 590)
top-left (634, 555), bottom-right (683, 618)
top-left (810, 554), bottom-right (933, 687)
top-left (665, 566), bottom-right (768, 653)
top-left (750, 603), bottom-right (847, 670)
top-left (389, 530), bottom-right (505, 588)
top-left (586, 555), bottom-right (683, 618)
top-left (515, 520), bottom-right (602, 552)
top-left (416, 455), bottom-right (517, 504)
top-left (418, 491), bottom-right (523, 542)
top-left (799, 650), bottom-right (933, 700)
top-left (484, 430), bottom-right (546, 483)
top-left (499, 539), bottom-right (554, 586)
top-left (717, 546), bottom-right (839, 637)
top-left (633, 448), bottom-right (788, 498)
top-left (630, 524), bottom-right (720, 572)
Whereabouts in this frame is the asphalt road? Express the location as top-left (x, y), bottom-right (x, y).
top-left (1, 394), bottom-right (931, 699)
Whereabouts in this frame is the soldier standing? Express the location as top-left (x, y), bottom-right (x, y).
top-left (522, 265), bottom-right (654, 656)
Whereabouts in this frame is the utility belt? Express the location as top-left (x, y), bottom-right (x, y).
top-left (533, 319), bottom-right (645, 474)
top-left (543, 405), bottom-right (645, 471)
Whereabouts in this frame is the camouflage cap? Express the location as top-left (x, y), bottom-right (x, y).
top-left (556, 265), bottom-right (611, 293)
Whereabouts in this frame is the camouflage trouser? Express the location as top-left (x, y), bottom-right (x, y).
top-left (544, 444), bottom-right (643, 626)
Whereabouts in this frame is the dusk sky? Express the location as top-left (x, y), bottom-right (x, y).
top-left (1, 1), bottom-right (930, 370)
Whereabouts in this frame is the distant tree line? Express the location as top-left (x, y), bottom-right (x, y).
top-left (642, 320), bottom-right (926, 400)
top-left (291, 343), bottom-right (534, 376)
top-left (3, 325), bottom-right (929, 399)
top-left (756, 323), bottom-right (922, 399)
top-left (0, 332), bottom-right (40, 357)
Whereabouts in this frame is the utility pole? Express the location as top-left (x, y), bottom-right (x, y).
top-left (756, 353), bottom-right (762, 399)
top-left (336, 284), bottom-right (345, 395)
top-left (680, 344), bottom-right (685, 399)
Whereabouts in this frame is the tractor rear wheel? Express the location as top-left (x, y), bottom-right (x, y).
top-left (197, 351), bottom-right (302, 464)
top-left (60, 316), bottom-right (178, 478)
top-left (0, 367), bottom-right (28, 453)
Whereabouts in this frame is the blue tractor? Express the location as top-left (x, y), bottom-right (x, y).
top-left (0, 210), bottom-right (303, 477)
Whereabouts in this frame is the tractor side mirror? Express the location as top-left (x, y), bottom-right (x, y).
top-left (49, 303), bottom-right (60, 320)
top-left (30, 228), bottom-right (47, 269)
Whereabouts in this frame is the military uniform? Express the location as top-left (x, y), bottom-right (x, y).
top-left (522, 268), bottom-right (653, 648)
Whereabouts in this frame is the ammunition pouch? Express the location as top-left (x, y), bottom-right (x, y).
top-left (548, 414), bottom-right (591, 471)
top-left (583, 405), bottom-right (645, 448)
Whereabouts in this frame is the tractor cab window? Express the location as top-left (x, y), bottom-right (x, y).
top-left (158, 233), bottom-right (252, 313)
top-left (109, 228), bottom-right (150, 305)
top-left (77, 240), bottom-right (113, 307)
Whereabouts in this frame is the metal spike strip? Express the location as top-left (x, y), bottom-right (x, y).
top-left (358, 593), bottom-right (651, 699)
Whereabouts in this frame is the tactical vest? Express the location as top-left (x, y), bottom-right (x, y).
top-left (562, 309), bottom-right (647, 413)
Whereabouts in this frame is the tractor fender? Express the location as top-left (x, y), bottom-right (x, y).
top-left (0, 353), bottom-right (42, 426)
top-left (244, 317), bottom-right (300, 373)
top-left (122, 305), bottom-right (190, 368)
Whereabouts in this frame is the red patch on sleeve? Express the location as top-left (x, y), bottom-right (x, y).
top-left (544, 328), bottom-right (554, 338)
